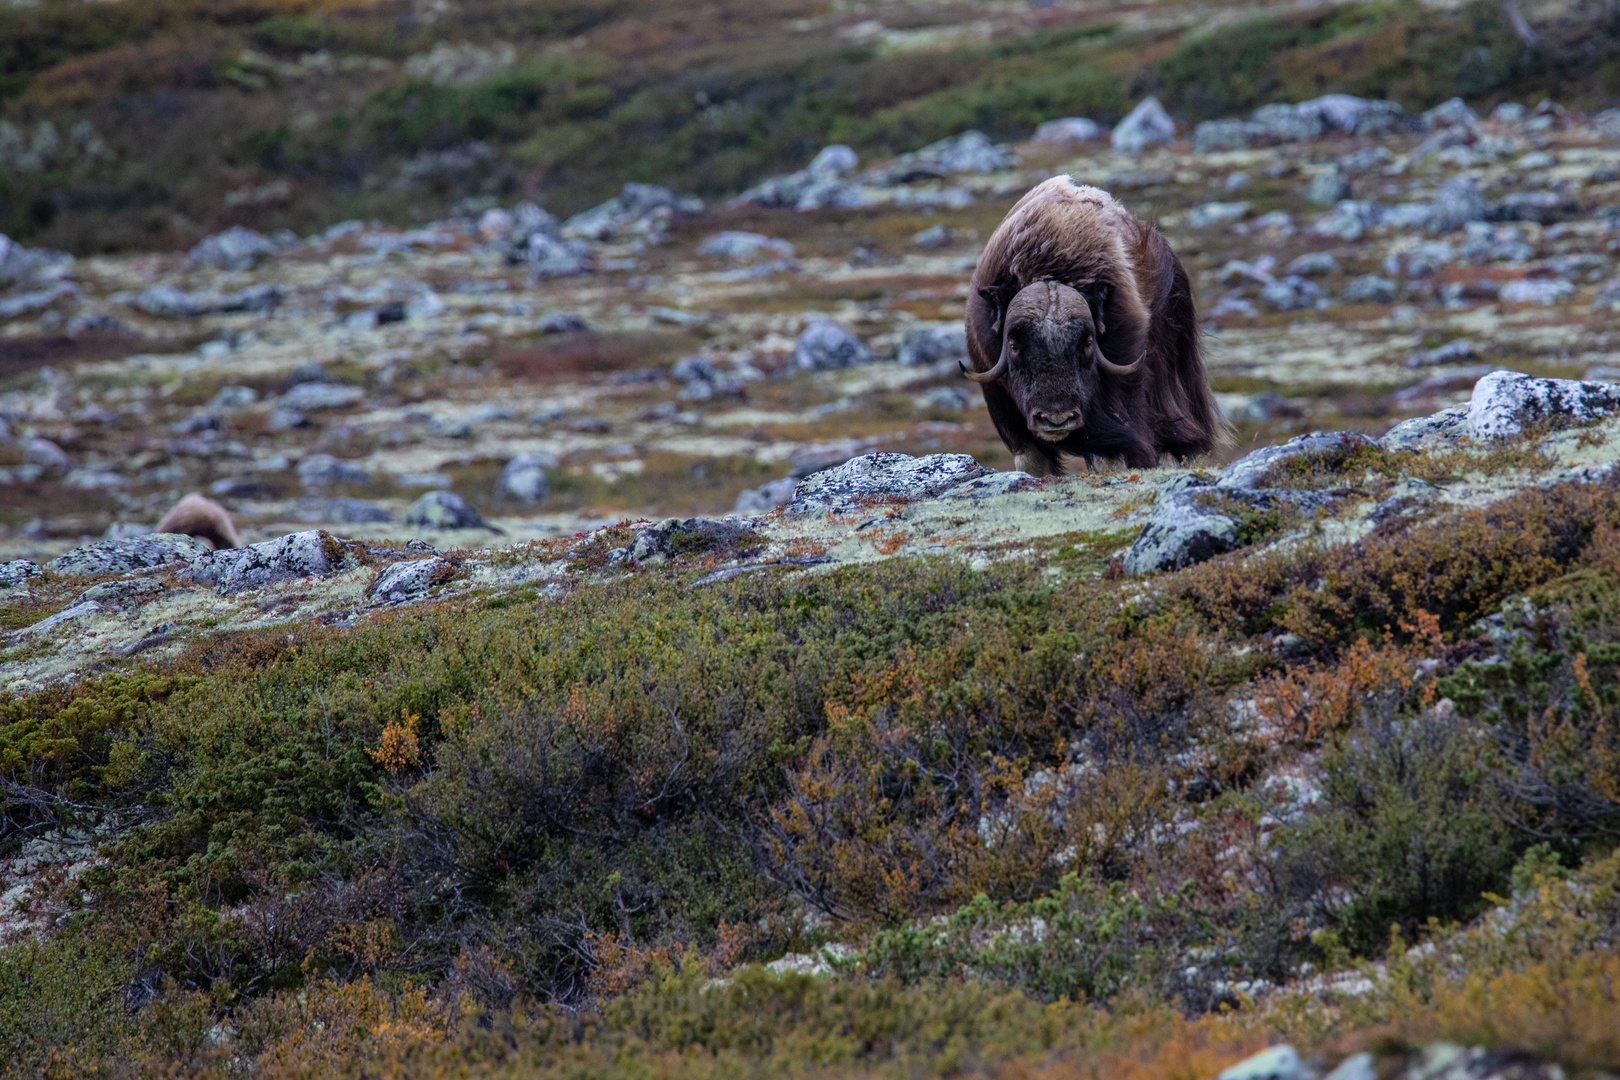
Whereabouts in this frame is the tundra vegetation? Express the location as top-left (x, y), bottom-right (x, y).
top-left (2, 0), bottom-right (1620, 1076)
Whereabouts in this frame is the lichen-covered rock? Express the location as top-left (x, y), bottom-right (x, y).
top-left (794, 320), bottom-right (870, 370)
top-left (12, 600), bottom-right (102, 639)
top-left (1379, 404), bottom-right (1472, 450)
top-left (941, 471), bottom-right (1041, 500)
top-left (186, 226), bottom-right (279, 271)
top-left (496, 453), bottom-right (552, 505)
top-left (369, 556), bottom-right (459, 605)
top-left (1111, 97), bottom-right (1175, 154)
top-left (1468, 370), bottom-right (1620, 439)
top-left (404, 491), bottom-right (501, 532)
top-left (77, 577), bottom-right (165, 607)
top-left (47, 533), bottom-right (213, 577)
top-left (1216, 431), bottom-right (1374, 490)
top-left (1123, 477), bottom-right (1240, 575)
top-left (0, 560), bottom-right (39, 588)
top-left (785, 452), bottom-right (992, 517)
top-left (628, 517), bottom-right (759, 565)
top-left (1215, 1044), bottom-right (1311, 1080)
top-left (185, 530), bottom-right (361, 596)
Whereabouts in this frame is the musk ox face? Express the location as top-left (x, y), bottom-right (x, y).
top-left (992, 281), bottom-right (1106, 442)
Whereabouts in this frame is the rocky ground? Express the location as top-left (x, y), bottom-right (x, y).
top-left (2, 91), bottom-right (1619, 567)
top-left (2, 363), bottom-right (1616, 696)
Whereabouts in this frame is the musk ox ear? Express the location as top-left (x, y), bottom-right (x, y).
top-left (1082, 284), bottom-right (1110, 337)
top-left (977, 284), bottom-right (1016, 336)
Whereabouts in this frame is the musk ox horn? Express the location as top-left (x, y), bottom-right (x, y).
top-left (1095, 349), bottom-right (1145, 376)
top-left (959, 353), bottom-right (1007, 384)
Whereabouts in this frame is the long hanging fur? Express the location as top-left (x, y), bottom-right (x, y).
top-left (966, 176), bottom-right (1229, 471)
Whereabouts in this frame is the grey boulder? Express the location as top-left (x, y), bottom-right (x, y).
top-left (628, 517), bottom-right (759, 565)
top-left (297, 453), bottom-right (369, 487)
top-left (47, 533), bottom-right (214, 578)
top-left (405, 491), bottom-right (502, 532)
top-left (785, 452), bottom-right (991, 517)
top-left (1111, 97), bottom-right (1175, 154)
top-left (0, 559), bottom-right (40, 588)
top-left (897, 325), bottom-right (968, 366)
top-left (369, 556), bottom-right (460, 605)
top-left (794, 319), bottom-right (870, 370)
top-left (1427, 177), bottom-right (1488, 231)
top-left (186, 530), bottom-right (361, 596)
top-left (187, 226), bottom-right (280, 271)
top-left (496, 453), bottom-right (554, 505)
top-left (1468, 370), bottom-right (1620, 440)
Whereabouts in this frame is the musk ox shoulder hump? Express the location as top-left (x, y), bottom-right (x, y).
top-left (154, 493), bottom-right (242, 551)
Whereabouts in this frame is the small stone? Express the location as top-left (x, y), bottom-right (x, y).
top-left (1321, 1052), bottom-right (1375, 1080)
top-left (22, 436), bottom-right (69, 471)
top-left (281, 383), bottom-right (364, 411)
top-left (1261, 275), bottom-right (1324, 310)
top-left (1428, 176), bottom-right (1488, 232)
top-left (1111, 97), bottom-right (1176, 154)
top-left (1032, 117), bottom-right (1103, 144)
top-left (696, 231), bottom-right (794, 260)
top-left (1340, 275), bottom-right (1398, 303)
top-left (807, 144), bottom-right (859, 178)
top-left (911, 130), bottom-right (1014, 173)
top-left (1307, 168), bottom-right (1352, 205)
top-left (538, 311), bottom-right (590, 334)
top-left (671, 355), bottom-right (718, 383)
top-left (187, 226), bottom-right (278, 271)
top-left (404, 491), bottom-right (501, 532)
top-left (1123, 479), bottom-right (1238, 575)
top-left (496, 453), bottom-right (553, 505)
top-left (794, 319), bottom-right (870, 370)
top-left (1187, 202), bottom-right (1250, 228)
top-left (897, 325), bottom-right (968, 366)
top-left (1499, 278), bottom-right (1575, 305)
top-left (1421, 97), bottom-right (1480, 129)
top-left (912, 224), bottom-right (954, 247)
top-left (1285, 252), bottom-right (1339, 277)
top-left (1214, 1044), bottom-right (1311, 1080)
top-left (297, 454), bottom-right (370, 487)
top-left (288, 497), bottom-right (395, 524)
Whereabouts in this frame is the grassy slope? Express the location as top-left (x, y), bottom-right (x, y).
top-left (2, 0), bottom-right (1618, 250)
top-left (3, 450), bottom-right (1620, 1072)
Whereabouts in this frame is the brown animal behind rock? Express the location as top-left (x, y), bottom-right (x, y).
top-left (964, 176), bottom-right (1229, 475)
top-left (154, 493), bottom-right (242, 550)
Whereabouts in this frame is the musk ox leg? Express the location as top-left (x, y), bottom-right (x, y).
top-left (1014, 449), bottom-right (1060, 477)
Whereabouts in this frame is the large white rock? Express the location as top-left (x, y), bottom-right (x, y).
top-left (1468, 370), bottom-right (1620, 439)
top-left (1111, 97), bottom-right (1175, 154)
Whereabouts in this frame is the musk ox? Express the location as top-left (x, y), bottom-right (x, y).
top-left (964, 176), bottom-right (1227, 475)
top-left (154, 493), bottom-right (241, 550)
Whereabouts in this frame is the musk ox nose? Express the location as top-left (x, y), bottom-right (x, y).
top-left (1031, 408), bottom-right (1082, 438)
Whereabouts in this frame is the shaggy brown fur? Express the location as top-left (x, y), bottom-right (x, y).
top-left (154, 493), bottom-right (241, 550)
top-left (966, 176), bottom-right (1228, 473)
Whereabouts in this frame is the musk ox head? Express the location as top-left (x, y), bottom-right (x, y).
top-left (964, 280), bottom-right (1140, 442)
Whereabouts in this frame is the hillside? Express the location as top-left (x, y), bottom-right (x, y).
top-left (3, 0), bottom-right (1620, 1076)
top-left (2, 0), bottom-right (1620, 251)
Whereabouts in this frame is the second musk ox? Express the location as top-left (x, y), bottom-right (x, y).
top-left (964, 176), bottom-right (1227, 474)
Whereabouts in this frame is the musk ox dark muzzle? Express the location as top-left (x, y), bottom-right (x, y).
top-left (961, 280), bottom-right (1141, 442)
